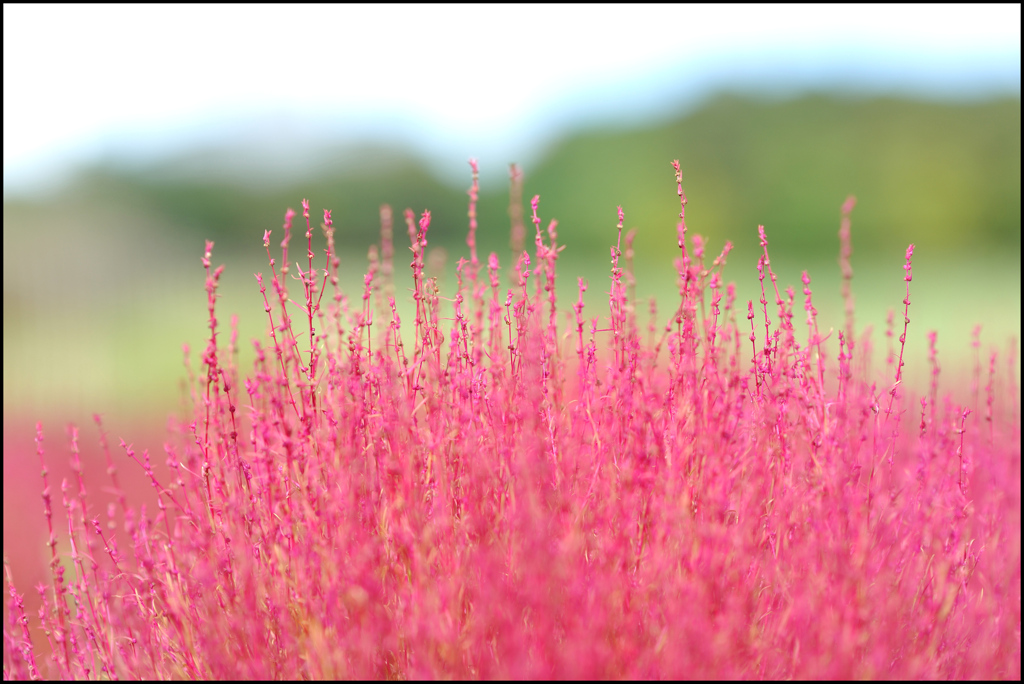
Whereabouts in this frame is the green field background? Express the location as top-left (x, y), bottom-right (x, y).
top-left (4, 93), bottom-right (1020, 425)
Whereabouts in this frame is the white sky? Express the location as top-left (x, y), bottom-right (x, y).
top-left (3, 4), bottom-right (1020, 193)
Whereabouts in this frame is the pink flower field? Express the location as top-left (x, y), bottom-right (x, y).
top-left (3, 160), bottom-right (1020, 679)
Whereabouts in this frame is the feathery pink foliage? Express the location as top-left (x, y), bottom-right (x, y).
top-left (4, 160), bottom-right (1020, 679)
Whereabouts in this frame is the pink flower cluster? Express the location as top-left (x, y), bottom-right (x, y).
top-left (4, 161), bottom-right (1019, 678)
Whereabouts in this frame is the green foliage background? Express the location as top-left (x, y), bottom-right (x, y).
top-left (3, 92), bottom-right (1020, 419)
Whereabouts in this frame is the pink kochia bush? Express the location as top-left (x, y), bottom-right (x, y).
top-left (4, 161), bottom-right (1020, 679)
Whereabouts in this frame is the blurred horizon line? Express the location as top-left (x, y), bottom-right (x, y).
top-left (5, 48), bottom-right (1020, 201)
